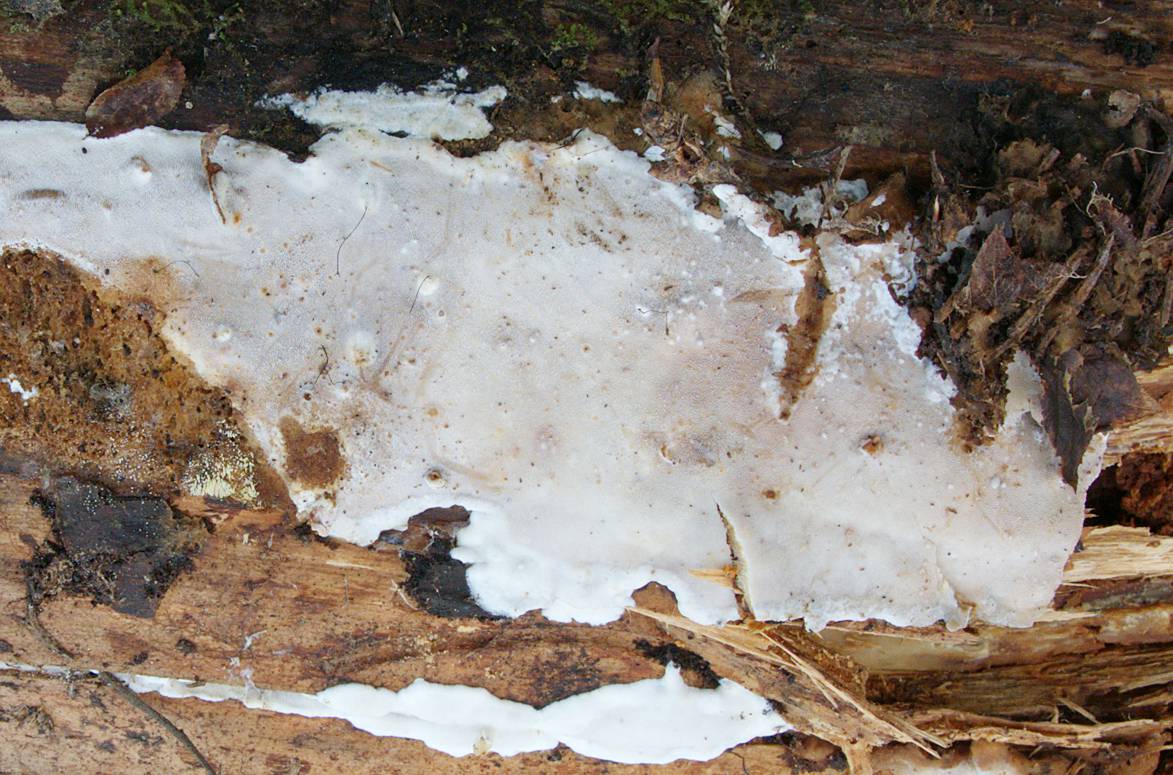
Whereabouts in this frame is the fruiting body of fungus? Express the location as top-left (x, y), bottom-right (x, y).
top-left (0, 84), bottom-right (1101, 634)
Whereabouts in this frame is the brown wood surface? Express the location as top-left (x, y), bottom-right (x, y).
top-left (0, 668), bottom-right (856, 775)
top-left (0, 0), bottom-right (1170, 186)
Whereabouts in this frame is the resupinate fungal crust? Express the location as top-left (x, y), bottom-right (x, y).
top-left (0, 81), bottom-right (1100, 637)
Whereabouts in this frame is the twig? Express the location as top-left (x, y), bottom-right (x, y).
top-left (1057, 697), bottom-right (1100, 725)
top-left (715, 502), bottom-right (752, 620)
top-left (388, 577), bottom-right (419, 610)
top-left (98, 671), bottom-right (217, 774)
top-left (1107, 146), bottom-right (1168, 159)
top-left (985, 245), bottom-right (1089, 365)
top-left (160, 259), bottom-right (201, 278)
top-left (24, 571), bottom-right (73, 659)
top-left (335, 205), bottom-right (368, 276)
top-left (1161, 273), bottom-right (1172, 330)
top-left (25, 600), bottom-right (73, 659)
top-left (821, 145), bottom-right (853, 227)
top-left (408, 274), bottom-right (431, 313)
top-left (1138, 105), bottom-right (1173, 236)
top-left (1035, 235), bottom-right (1114, 354)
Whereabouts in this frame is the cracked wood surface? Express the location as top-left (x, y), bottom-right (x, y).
top-left (0, 669), bottom-right (846, 775)
top-left (2, 468), bottom-right (1173, 766)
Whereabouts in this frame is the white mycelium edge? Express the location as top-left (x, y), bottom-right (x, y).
top-left (118, 666), bottom-right (787, 763)
top-left (0, 661), bottom-right (785, 763)
top-left (258, 78), bottom-right (506, 140)
top-left (573, 81), bottom-right (622, 103)
top-left (0, 82), bottom-right (1101, 633)
top-left (2, 374), bottom-right (38, 403)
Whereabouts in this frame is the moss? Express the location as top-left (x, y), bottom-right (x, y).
top-left (113, 0), bottom-right (202, 34)
top-left (550, 22), bottom-right (599, 53)
top-left (601, 0), bottom-right (704, 37)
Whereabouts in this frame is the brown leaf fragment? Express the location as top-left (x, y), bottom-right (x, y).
top-left (774, 246), bottom-right (835, 420)
top-left (962, 229), bottom-right (1018, 311)
top-left (1104, 90), bottom-right (1141, 129)
top-left (1069, 346), bottom-right (1149, 430)
top-left (201, 124), bottom-right (229, 224)
top-left (1040, 346), bottom-right (1148, 487)
top-left (997, 139), bottom-right (1052, 179)
top-left (843, 173), bottom-right (916, 241)
top-left (84, 51), bottom-right (185, 139)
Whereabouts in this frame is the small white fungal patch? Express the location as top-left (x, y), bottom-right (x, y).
top-left (2, 374), bottom-right (38, 404)
top-left (573, 81), bottom-right (621, 103)
top-left (119, 666), bottom-right (788, 763)
top-left (712, 114), bottom-right (741, 139)
top-left (259, 79), bottom-right (507, 140)
top-left (758, 130), bottom-right (783, 150)
top-left (773, 179), bottom-right (871, 226)
top-left (0, 94), bottom-right (1100, 633)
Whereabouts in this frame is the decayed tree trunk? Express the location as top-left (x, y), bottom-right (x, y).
top-left (0, 1), bottom-right (1171, 772)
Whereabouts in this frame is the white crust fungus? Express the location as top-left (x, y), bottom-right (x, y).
top-left (0, 85), bottom-right (1101, 632)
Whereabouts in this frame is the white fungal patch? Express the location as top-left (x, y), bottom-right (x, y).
top-left (260, 80), bottom-right (507, 140)
top-left (759, 130), bottom-right (783, 150)
top-left (0, 99), bottom-right (1100, 632)
top-left (573, 81), bottom-right (621, 103)
top-left (2, 374), bottom-right (38, 404)
top-left (119, 666), bottom-right (788, 763)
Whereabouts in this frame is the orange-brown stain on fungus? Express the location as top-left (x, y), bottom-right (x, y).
top-left (772, 242), bottom-right (836, 421)
top-left (279, 416), bottom-right (345, 489)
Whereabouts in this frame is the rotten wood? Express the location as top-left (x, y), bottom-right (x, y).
top-left (0, 669), bottom-right (847, 775)
top-left (0, 0), bottom-right (1169, 188)
top-left (1, 469), bottom-right (1172, 771)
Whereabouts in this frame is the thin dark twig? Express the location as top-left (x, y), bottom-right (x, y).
top-left (409, 275), bottom-right (431, 313)
top-left (25, 600), bottom-right (73, 659)
top-left (24, 573), bottom-right (73, 659)
top-left (22, 548), bottom-right (213, 771)
top-left (98, 671), bottom-right (217, 775)
top-left (160, 259), bottom-right (201, 278)
top-left (311, 344), bottom-right (330, 387)
top-left (335, 204), bottom-right (369, 276)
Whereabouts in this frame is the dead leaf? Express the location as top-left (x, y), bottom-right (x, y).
top-left (201, 125), bottom-right (230, 224)
top-left (964, 230), bottom-right (1019, 310)
top-left (1104, 90), bottom-right (1141, 129)
top-left (85, 51), bottom-right (185, 139)
top-left (1040, 346), bottom-right (1148, 487)
top-left (1069, 346), bottom-right (1149, 430)
top-left (998, 139), bottom-right (1052, 179)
